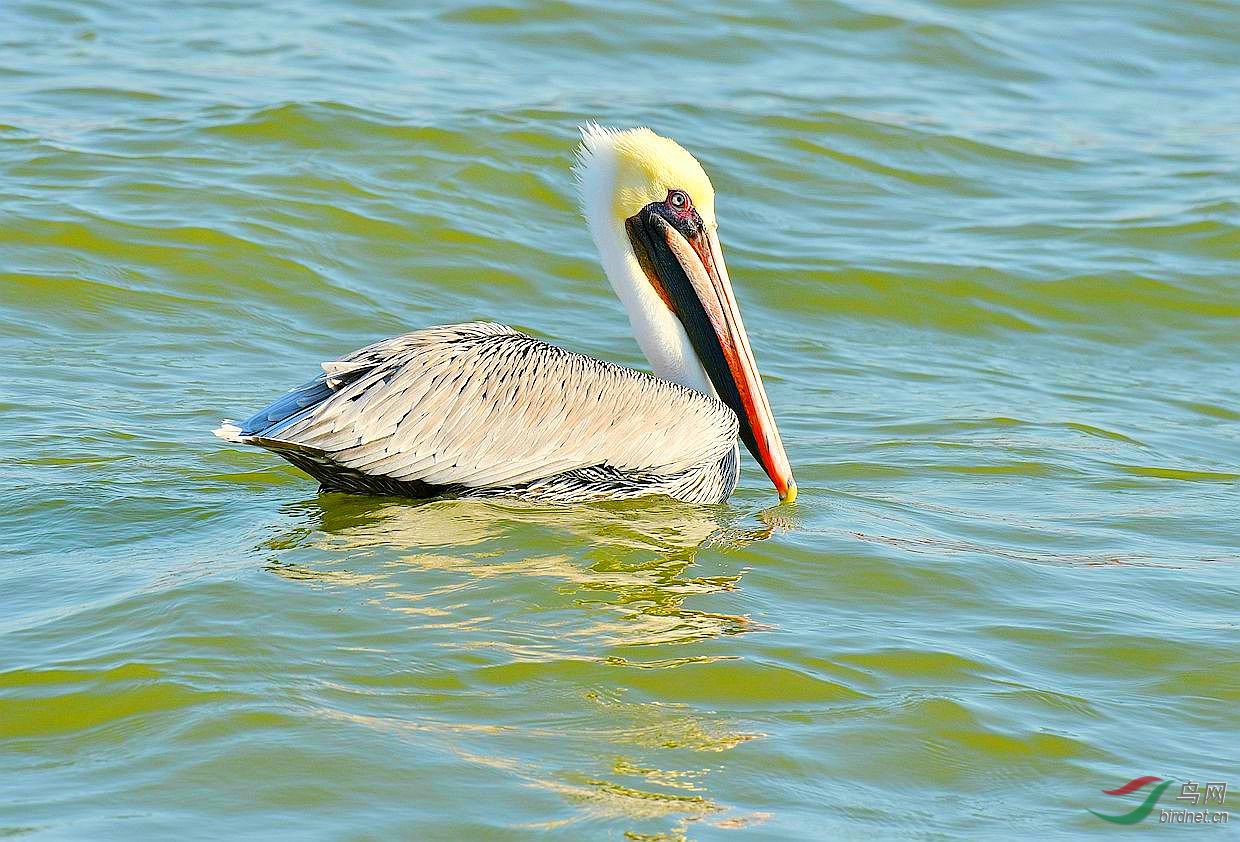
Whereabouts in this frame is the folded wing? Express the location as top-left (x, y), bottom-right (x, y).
top-left (218, 322), bottom-right (738, 496)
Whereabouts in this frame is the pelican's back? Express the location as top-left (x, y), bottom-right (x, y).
top-left (216, 322), bottom-right (740, 503)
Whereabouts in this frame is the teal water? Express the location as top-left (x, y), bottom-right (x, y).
top-left (2, 0), bottom-right (1238, 838)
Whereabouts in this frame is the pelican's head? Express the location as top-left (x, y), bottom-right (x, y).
top-left (575, 125), bottom-right (796, 502)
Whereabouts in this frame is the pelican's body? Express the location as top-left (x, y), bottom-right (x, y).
top-left (217, 322), bottom-right (740, 502)
top-left (216, 127), bottom-right (795, 504)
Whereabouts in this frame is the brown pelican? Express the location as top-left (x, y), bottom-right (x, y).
top-left (215, 126), bottom-right (796, 504)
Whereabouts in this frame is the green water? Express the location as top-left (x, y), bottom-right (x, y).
top-left (3, 0), bottom-right (1238, 837)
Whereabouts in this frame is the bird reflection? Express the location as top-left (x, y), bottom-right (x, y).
top-left (261, 494), bottom-right (783, 648)
top-left (256, 494), bottom-right (789, 835)
top-left (269, 493), bottom-right (778, 555)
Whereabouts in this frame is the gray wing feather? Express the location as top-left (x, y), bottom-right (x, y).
top-left (241, 322), bottom-right (737, 493)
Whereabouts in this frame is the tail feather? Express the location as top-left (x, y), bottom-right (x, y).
top-left (213, 420), bottom-right (245, 443)
top-left (213, 419), bottom-right (328, 459)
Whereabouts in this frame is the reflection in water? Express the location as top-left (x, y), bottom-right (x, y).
top-left (258, 495), bottom-right (784, 835)
top-left (270, 493), bottom-right (777, 555)
top-left (263, 495), bottom-right (780, 647)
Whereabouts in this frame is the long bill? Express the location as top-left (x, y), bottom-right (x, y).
top-left (626, 207), bottom-right (797, 502)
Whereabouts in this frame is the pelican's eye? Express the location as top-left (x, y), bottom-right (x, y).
top-left (667, 190), bottom-right (691, 213)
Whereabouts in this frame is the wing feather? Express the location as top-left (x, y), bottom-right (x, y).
top-left (237, 322), bottom-right (738, 492)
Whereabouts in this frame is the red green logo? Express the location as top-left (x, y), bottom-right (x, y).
top-left (1090, 776), bottom-right (1230, 825)
top-left (1089, 776), bottom-right (1172, 824)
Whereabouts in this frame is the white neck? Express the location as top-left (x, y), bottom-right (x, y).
top-left (579, 148), bottom-right (717, 397)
